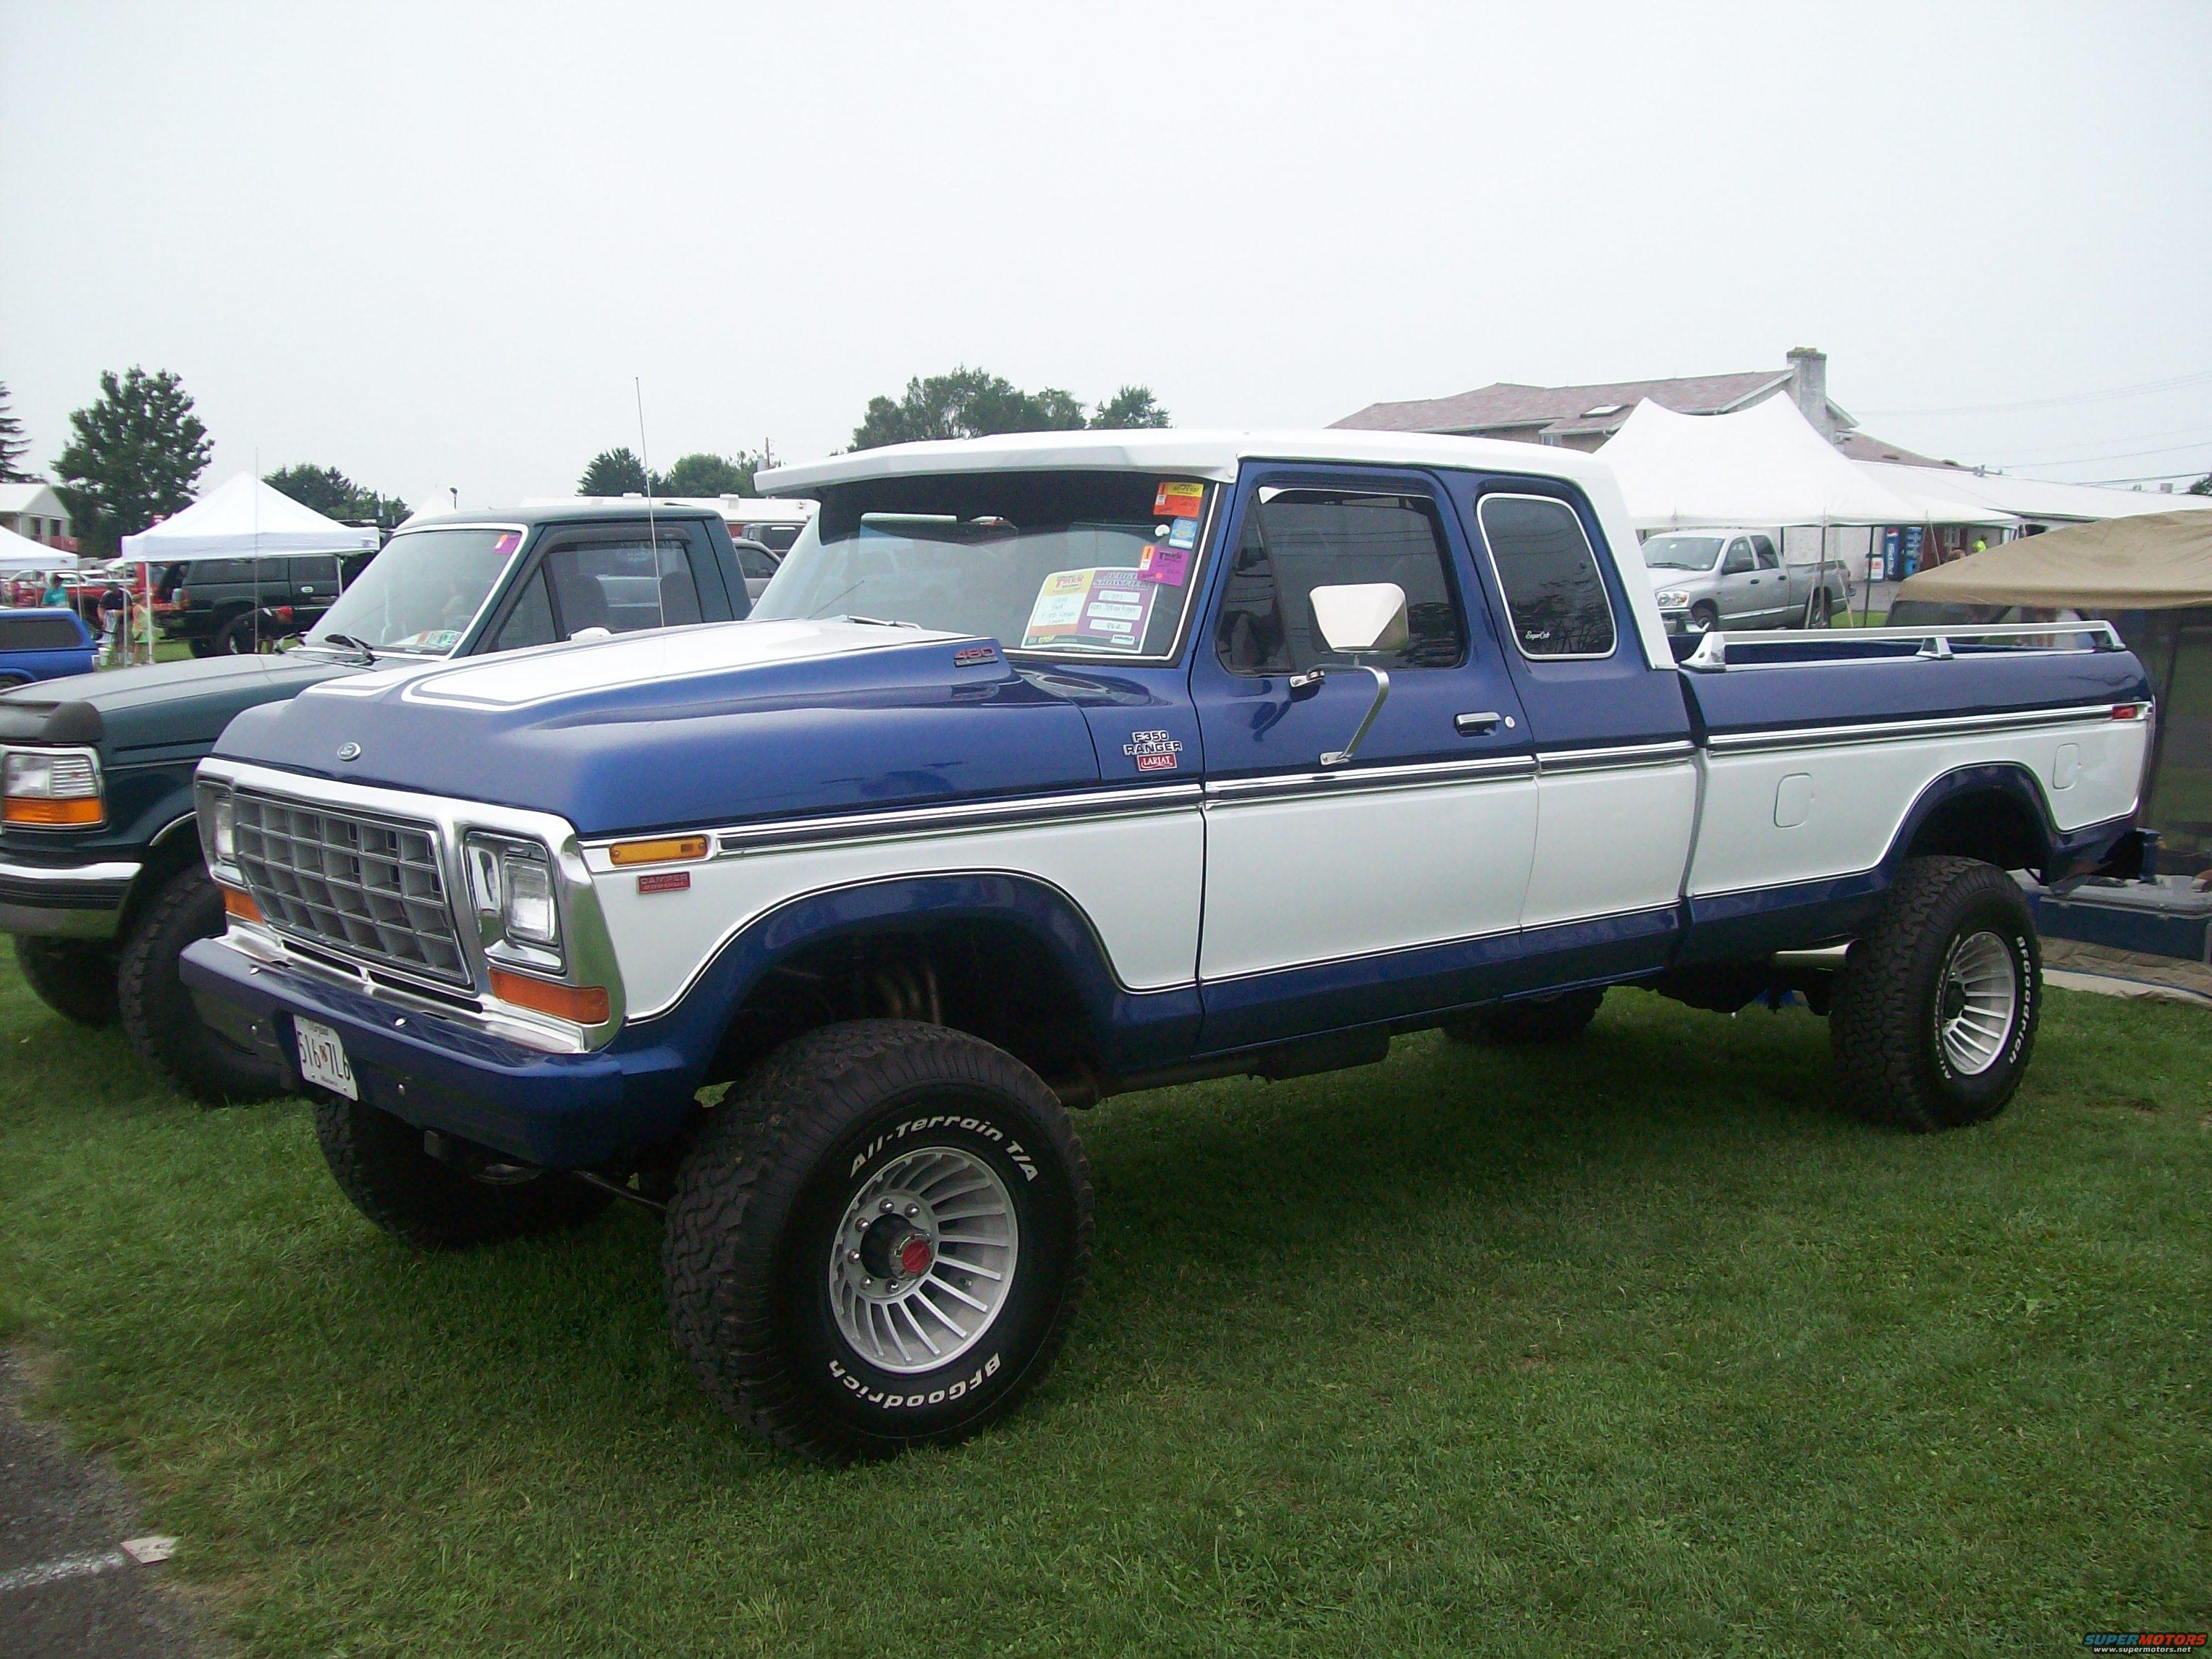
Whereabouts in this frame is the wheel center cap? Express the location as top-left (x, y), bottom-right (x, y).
top-left (897, 1235), bottom-right (934, 1278)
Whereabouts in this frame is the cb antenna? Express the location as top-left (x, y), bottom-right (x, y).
top-left (636, 376), bottom-right (664, 629)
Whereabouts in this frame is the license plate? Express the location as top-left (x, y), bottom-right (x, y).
top-left (295, 1016), bottom-right (358, 1100)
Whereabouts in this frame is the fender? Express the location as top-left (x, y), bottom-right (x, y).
top-left (1676, 761), bottom-right (2123, 963)
top-left (607, 870), bottom-right (1203, 1085)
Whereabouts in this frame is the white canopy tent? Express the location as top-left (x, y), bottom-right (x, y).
top-left (1597, 395), bottom-right (1950, 531)
top-left (116, 473), bottom-right (378, 661)
top-left (1857, 460), bottom-right (2212, 528)
top-left (0, 522), bottom-right (79, 573)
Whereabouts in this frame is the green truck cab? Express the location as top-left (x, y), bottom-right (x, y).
top-left (0, 502), bottom-right (755, 1097)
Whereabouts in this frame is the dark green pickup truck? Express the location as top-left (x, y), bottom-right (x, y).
top-left (0, 502), bottom-right (756, 1097)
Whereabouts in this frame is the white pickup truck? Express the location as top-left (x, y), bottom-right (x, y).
top-left (182, 429), bottom-right (2152, 1462)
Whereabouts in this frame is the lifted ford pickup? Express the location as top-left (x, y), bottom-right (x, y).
top-left (181, 430), bottom-right (2150, 1462)
top-left (0, 502), bottom-right (753, 1097)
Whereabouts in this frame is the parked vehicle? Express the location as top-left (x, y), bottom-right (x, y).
top-left (155, 553), bottom-right (379, 656)
top-left (0, 609), bottom-right (98, 687)
top-left (1642, 527), bottom-right (1854, 631)
top-left (179, 431), bottom-right (2149, 1462)
top-left (0, 502), bottom-right (753, 1099)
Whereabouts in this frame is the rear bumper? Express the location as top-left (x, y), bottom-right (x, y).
top-left (179, 936), bottom-right (700, 1168)
top-left (0, 855), bottom-right (140, 939)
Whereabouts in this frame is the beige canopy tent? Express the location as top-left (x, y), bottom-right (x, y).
top-left (1891, 509), bottom-right (2212, 611)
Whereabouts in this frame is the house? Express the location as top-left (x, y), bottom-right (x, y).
top-left (1333, 347), bottom-right (1949, 465)
top-left (0, 482), bottom-right (74, 549)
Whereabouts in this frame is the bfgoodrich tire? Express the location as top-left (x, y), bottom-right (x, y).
top-left (117, 866), bottom-right (284, 1103)
top-left (1445, 987), bottom-right (1605, 1047)
top-left (314, 1096), bottom-right (612, 1250)
top-left (664, 1019), bottom-right (1093, 1464)
top-left (14, 936), bottom-right (120, 1027)
top-left (1829, 856), bottom-right (2040, 1131)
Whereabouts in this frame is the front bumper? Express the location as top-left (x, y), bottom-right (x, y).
top-left (180, 936), bottom-right (700, 1168)
top-left (0, 853), bottom-right (140, 938)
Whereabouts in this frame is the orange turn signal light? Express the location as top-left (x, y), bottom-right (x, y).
top-left (489, 967), bottom-right (610, 1025)
top-left (222, 886), bottom-right (264, 924)
top-left (4, 797), bottom-right (104, 827)
top-left (607, 835), bottom-right (709, 867)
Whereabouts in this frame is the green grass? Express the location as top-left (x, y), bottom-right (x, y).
top-left (1, 958), bottom-right (2206, 1656)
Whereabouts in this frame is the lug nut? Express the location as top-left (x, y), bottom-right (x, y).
top-left (848, 1250), bottom-right (860, 1262)
top-left (905, 1203), bottom-right (919, 1217)
top-left (880, 1199), bottom-right (895, 1212)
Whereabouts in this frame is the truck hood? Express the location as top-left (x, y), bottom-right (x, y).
top-left (0, 651), bottom-right (360, 759)
top-left (212, 620), bottom-right (1106, 836)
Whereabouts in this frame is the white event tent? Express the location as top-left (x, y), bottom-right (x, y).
top-left (1857, 460), bottom-right (2212, 528)
top-left (117, 473), bottom-right (377, 660)
top-left (0, 522), bottom-right (78, 573)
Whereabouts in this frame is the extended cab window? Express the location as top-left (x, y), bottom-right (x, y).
top-left (1477, 495), bottom-right (1617, 659)
top-left (1216, 489), bottom-right (1465, 675)
top-left (756, 471), bottom-right (1215, 659)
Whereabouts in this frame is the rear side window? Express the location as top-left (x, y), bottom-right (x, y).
top-left (1215, 488), bottom-right (1465, 675)
top-left (1752, 535), bottom-right (1781, 570)
top-left (1477, 495), bottom-right (1617, 659)
top-left (0, 612), bottom-right (87, 649)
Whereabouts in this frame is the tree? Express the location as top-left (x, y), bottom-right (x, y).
top-left (53, 367), bottom-right (213, 557)
top-left (657, 452), bottom-right (761, 497)
top-left (2189, 473), bottom-right (2211, 497)
top-left (578, 447), bottom-right (650, 495)
top-left (1089, 385), bottom-right (1171, 430)
top-left (264, 463), bottom-right (409, 527)
top-left (851, 367), bottom-right (1092, 450)
top-left (0, 382), bottom-right (32, 483)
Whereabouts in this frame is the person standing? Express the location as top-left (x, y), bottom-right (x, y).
top-left (97, 579), bottom-right (129, 664)
top-left (40, 573), bottom-right (69, 607)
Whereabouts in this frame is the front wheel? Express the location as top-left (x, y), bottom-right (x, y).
top-left (664, 1020), bottom-right (1093, 1464)
top-left (1688, 601), bottom-right (1720, 633)
top-left (14, 935), bottom-right (120, 1027)
top-left (1829, 856), bottom-right (2039, 1131)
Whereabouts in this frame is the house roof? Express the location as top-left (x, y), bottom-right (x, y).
top-left (1333, 370), bottom-right (1859, 439)
top-left (1831, 430), bottom-right (1959, 468)
top-left (0, 481), bottom-right (67, 518)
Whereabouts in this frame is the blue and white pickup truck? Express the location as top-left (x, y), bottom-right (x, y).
top-left (180, 431), bottom-right (2151, 1462)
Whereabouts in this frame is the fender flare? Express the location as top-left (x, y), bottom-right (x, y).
top-left (1879, 761), bottom-right (2058, 877)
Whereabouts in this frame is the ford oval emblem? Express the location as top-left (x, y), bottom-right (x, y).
top-left (336, 742), bottom-right (361, 762)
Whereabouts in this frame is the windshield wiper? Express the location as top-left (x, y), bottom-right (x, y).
top-left (311, 632), bottom-right (379, 664)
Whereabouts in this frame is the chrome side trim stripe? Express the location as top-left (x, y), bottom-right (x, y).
top-left (1203, 753), bottom-right (1537, 803)
top-left (1707, 702), bottom-right (2134, 755)
top-left (1535, 740), bottom-right (1697, 776)
top-left (703, 782), bottom-right (1204, 856)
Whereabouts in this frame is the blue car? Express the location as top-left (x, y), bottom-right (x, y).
top-left (0, 608), bottom-right (98, 688)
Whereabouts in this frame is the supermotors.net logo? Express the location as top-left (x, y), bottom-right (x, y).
top-left (2083, 1637), bottom-right (2207, 1650)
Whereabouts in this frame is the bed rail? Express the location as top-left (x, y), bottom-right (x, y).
top-left (1679, 620), bottom-right (2124, 673)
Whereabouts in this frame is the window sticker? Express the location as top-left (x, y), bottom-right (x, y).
top-left (1153, 481), bottom-right (1205, 518)
top-left (1136, 543), bottom-right (1191, 586)
top-left (1167, 517), bottom-right (1199, 550)
top-left (1022, 567), bottom-right (1158, 653)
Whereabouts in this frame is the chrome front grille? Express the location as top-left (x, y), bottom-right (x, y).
top-left (232, 793), bottom-right (470, 986)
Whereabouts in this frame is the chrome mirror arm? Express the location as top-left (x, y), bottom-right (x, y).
top-left (1320, 664), bottom-right (1390, 767)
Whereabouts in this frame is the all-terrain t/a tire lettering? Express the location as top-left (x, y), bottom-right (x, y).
top-left (664, 1019), bottom-right (1093, 1464)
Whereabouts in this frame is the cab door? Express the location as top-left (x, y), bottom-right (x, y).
top-left (1190, 465), bottom-right (1537, 1048)
top-left (1715, 536), bottom-right (1763, 622)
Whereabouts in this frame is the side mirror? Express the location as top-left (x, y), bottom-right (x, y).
top-left (1309, 583), bottom-right (1409, 657)
top-left (1302, 583), bottom-right (1407, 768)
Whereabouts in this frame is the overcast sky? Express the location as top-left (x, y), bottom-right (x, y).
top-left (4, 1), bottom-right (2208, 513)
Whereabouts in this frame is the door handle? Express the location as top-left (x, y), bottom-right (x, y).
top-left (1455, 710), bottom-right (1507, 735)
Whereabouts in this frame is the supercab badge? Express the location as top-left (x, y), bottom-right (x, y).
top-left (1123, 730), bottom-right (1183, 772)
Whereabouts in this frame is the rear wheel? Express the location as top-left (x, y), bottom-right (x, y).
top-left (216, 613), bottom-right (263, 654)
top-left (1829, 856), bottom-right (2039, 1131)
top-left (1445, 987), bottom-right (1605, 1047)
top-left (117, 866), bottom-right (285, 1102)
top-left (315, 1097), bottom-right (612, 1249)
top-left (13, 936), bottom-right (120, 1027)
top-left (1807, 589), bottom-right (1831, 627)
top-left (664, 1020), bottom-right (1092, 1464)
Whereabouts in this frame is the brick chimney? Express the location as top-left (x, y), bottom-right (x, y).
top-left (1786, 346), bottom-right (1832, 437)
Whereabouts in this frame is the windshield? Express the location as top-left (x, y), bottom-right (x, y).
top-left (1641, 534), bottom-right (1724, 571)
top-left (752, 471), bottom-right (1213, 658)
top-left (303, 528), bottom-right (520, 654)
